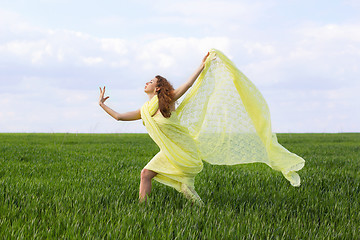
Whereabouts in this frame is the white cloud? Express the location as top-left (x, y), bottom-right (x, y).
top-left (101, 38), bottom-right (127, 54)
top-left (0, 13), bottom-right (232, 132)
top-left (1, 3), bottom-right (360, 133)
top-left (134, 37), bottom-right (230, 73)
top-left (243, 42), bottom-right (276, 56)
top-left (266, 87), bottom-right (359, 133)
top-left (82, 57), bottom-right (104, 65)
top-left (240, 22), bottom-right (360, 91)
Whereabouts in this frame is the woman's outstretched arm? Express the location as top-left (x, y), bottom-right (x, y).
top-left (99, 86), bottom-right (141, 121)
top-left (173, 52), bottom-right (209, 101)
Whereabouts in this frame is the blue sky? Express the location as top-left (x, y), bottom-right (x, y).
top-left (1, 0), bottom-right (359, 133)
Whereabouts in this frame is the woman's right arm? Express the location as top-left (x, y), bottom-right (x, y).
top-left (99, 86), bottom-right (141, 121)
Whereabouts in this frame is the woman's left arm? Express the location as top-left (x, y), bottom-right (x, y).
top-left (173, 52), bottom-right (209, 101)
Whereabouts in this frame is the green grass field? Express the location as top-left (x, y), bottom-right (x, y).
top-left (1, 133), bottom-right (359, 239)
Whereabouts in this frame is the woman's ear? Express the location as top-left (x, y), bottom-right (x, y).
top-left (155, 87), bottom-right (160, 92)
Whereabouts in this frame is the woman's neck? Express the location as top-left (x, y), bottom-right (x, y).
top-left (147, 92), bottom-right (156, 100)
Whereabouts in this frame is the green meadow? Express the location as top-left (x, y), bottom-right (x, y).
top-left (1, 133), bottom-right (359, 239)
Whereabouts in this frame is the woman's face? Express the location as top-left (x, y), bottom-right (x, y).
top-left (144, 77), bottom-right (158, 93)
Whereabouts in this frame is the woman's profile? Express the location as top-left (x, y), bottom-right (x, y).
top-left (99, 49), bottom-right (305, 204)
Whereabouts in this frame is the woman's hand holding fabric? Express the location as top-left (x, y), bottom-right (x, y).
top-left (201, 52), bottom-right (210, 68)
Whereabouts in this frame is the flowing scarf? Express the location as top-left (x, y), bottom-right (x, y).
top-left (176, 49), bottom-right (305, 186)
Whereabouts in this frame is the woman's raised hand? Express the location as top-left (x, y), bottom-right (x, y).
top-left (200, 52), bottom-right (210, 69)
top-left (99, 86), bottom-right (109, 106)
top-left (202, 52), bottom-right (210, 64)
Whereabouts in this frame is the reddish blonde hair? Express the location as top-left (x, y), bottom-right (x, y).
top-left (155, 75), bottom-right (175, 118)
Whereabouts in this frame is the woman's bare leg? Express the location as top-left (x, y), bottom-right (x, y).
top-left (139, 169), bottom-right (158, 203)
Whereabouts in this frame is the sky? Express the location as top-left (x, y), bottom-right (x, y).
top-left (1, 0), bottom-right (359, 133)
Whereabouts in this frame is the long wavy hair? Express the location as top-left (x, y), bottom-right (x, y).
top-left (155, 75), bottom-right (175, 118)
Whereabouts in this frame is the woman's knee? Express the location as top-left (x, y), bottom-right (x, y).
top-left (141, 169), bottom-right (157, 181)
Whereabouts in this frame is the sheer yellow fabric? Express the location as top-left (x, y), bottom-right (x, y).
top-left (140, 49), bottom-right (305, 202)
top-left (177, 49), bottom-right (305, 186)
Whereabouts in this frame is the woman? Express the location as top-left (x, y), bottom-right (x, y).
top-left (99, 52), bottom-right (210, 203)
top-left (99, 49), bottom-right (305, 204)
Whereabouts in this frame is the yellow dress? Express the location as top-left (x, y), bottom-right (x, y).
top-left (141, 96), bottom-right (203, 202)
top-left (141, 49), bottom-right (305, 203)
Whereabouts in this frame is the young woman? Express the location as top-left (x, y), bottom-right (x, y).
top-left (99, 49), bottom-right (305, 204)
top-left (99, 53), bottom-right (210, 203)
